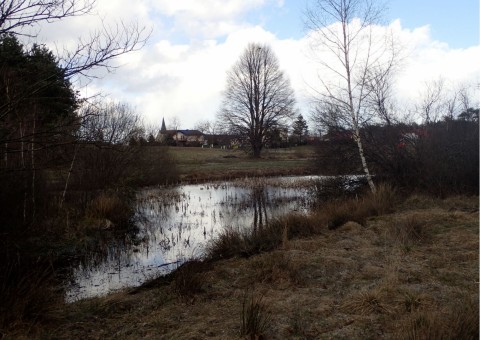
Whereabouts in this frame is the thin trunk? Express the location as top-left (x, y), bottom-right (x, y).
top-left (353, 128), bottom-right (376, 193)
top-left (61, 143), bottom-right (79, 208)
top-left (31, 108), bottom-right (36, 222)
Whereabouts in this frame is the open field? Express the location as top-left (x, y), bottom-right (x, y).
top-left (20, 194), bottom-right (478, 339)
top-left (145, 145), bottom-right (317, 182)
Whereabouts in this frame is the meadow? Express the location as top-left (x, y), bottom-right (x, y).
top-left (146, 145), bottom-right (317, 182)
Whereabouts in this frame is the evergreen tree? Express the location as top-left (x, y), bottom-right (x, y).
top-left (0, 34), bottom-right (78, 227)
top-left (292, 114), bottom-right (308, 144)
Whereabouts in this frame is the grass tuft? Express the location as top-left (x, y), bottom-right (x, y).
top-left (241, 290), bottom-right (271, 338)
top-left (342, 288), bottom-right (392, 315)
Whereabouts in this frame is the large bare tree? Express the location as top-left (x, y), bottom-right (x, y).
top-left (306, 0), bottom-right (397, 193)
top-left (219, 43), bottom-right (296, 158)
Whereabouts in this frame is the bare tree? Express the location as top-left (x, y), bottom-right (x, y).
top-left (416, 78), bottom-right (446, 123)
top-left (194, 119), bottom-right (220, 135)
top-left (219, 43), bottom-right (296, 158)
top-left (78, 100), bottom-right (142, 144)
top-left (168, 116), bottom-right (181, 130)
top-left (0, 0), bottom-right (95, 36)
top-left (305, 0), bottom-right (398, 193)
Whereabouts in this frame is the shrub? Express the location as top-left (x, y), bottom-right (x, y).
top-left (364, 120), bottom-right (479, 196)
top-left (0, 253), bottom-right (58, 332)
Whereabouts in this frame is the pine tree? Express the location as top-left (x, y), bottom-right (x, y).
top-left (292, 114), bottom-right (308, 145)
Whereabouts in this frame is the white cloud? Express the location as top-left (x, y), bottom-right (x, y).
top-left (21, 1), bottom-right (480, 128)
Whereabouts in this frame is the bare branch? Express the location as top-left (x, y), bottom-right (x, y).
top-left (0, 0), bottom-right (95, 36)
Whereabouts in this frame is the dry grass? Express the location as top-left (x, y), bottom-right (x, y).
top-left (399, 297), bottom-right (478, 340)
top-left (7, 194), bottom-right (478, 339)
top-left (250, 251), bottom-right (303, 286)
top-left (0, 258), bottom-right (59, 334)
top-left (171, 260), bottom-right (210, 303)
top-left (85, 191), bottom-right (132, 228)
top-left (313, 182), bottom-right (398, 229)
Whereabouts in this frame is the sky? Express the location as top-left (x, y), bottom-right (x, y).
top-left (33, 0), bottom-right (480, 130)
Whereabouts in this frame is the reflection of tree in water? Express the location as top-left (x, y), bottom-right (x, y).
top-left (251, 187), bottom-right (268, 230)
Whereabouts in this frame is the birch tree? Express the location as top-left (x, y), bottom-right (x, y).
top-left (306, 0), bottom-right (397, 193)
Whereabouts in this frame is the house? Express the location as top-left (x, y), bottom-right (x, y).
top-left (173, 130), bottom-right (206, 146)
top-left (156, 118), bottom-right (206, 146)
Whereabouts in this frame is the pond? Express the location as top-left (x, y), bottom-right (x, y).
top-left (65, 176), bottom-right (329, 302)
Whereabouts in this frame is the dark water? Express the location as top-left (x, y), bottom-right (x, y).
top-left (65, 176), bottom-right (322, 302)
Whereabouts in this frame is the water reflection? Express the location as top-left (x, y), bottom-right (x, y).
top-left (65, 176), bottom-right (320, 302)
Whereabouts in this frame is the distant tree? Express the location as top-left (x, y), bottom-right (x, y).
top-left (458, 108), bottom-right (479, 123)
top-left (194, 119), bottom-right (219, 135)
top-left (292, 114), bottom-right (308, 144)
top-left (218, 43), bottom-right (296, 158)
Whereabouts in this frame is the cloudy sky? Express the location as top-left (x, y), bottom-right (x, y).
top-left (36, 0), bottom-right (480, 129)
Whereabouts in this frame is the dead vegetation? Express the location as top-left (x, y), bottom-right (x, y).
top-left (5, 194), bottom-right (478, 339)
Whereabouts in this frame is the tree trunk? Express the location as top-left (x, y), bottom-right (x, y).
top-left (353, 128), bottom-right (376, 193)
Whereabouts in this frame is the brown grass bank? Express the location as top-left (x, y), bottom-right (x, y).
top-left (6, 194), bottom-right (479, 339)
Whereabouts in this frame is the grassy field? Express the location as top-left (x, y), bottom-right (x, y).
top-left (18, 194), bottom-right (478, 339)
top-left (157, 145), bottom-right (317, 181)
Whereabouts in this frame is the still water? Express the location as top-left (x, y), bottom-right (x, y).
top-left (65, 176), bottom-right (322, 302)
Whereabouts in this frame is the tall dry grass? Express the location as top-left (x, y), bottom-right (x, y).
top-left (400, 297), bottom-right (478, 339)
top-left (85, 191), bottom-right (133, 229)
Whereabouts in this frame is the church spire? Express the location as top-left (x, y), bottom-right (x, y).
top-left (161, 117), bottom-right (166, 132)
